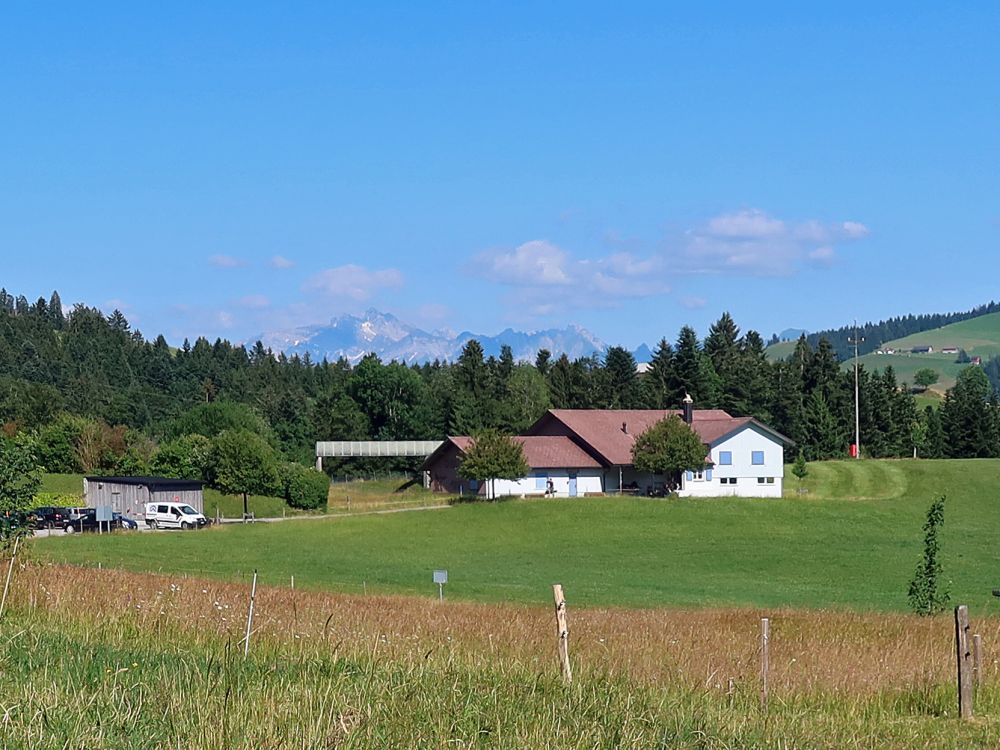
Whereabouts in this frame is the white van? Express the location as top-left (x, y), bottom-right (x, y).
top-left (145, 502), bottom-right (208, 530)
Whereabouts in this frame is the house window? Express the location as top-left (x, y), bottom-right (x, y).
top-left (751, 451), bottom-right (765, 465)
top-left (718, 451), bottom-right (732, 466)
top-left (693, 470), bottom-right (704, 481)
top-left (766, 477), bottom-right (775, 484)
top-left (757, 477), bottom-right (765, 484)
top-left (534, 473), bottom-right (547, 490)
top-left (721, 477), bottom-right (737, 485)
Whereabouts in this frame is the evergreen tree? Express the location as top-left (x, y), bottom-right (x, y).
top-left (704, 313), bottom-right (744, 412)
top-left (643, 338), bottom-right (675, 409)
top-left (671, 326), bottom-right (718, 407)
top-left (941, 367), bottom-right (1000, 458)
top-left (802, 390), bottom-right (844, 459)
top-left (534, 349), bottom-right (552, 377)
top-left (602, 346), bottom-right (641, 408)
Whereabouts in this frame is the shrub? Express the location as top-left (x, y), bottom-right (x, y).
top-left (280, 463), bottom-right (329, 511)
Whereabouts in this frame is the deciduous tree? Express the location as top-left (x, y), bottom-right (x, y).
top-left (457, 429), bottom-right (529, 500)
top-left (208, 430), bottom-right (280, 518)
top-left (631, 416), bottom-right (706, 480)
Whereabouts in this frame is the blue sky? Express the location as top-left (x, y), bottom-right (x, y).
top-left (2, 3), bottom-right (998, 349)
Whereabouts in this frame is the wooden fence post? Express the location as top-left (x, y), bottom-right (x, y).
top-left (0, 536), bottom-right (21, 620)
top-left (552, 584), bottom-right (572, 684)
top-left (243, 570), bottom-right (258, 660)
top-left (973, 633), bottom-right (983, 693)
top-left (955, 605), bottom-right (974, 719)
top-left (760, 617), bottom-right (770, 711)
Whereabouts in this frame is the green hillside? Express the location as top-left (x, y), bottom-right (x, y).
top-left (848, 311), bottom-right (1000, 391)
top-left (764, 339), bottom-right (798, 361)
top-left (766, 312), bottom-right (1000, 391)
top-left (880, 311), bottom-right (1000, 355)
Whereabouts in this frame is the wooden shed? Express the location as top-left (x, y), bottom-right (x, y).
top-left (84, 476), bottom-right (205, 523)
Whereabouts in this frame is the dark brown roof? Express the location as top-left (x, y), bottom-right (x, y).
top-left (86, 476), bottom-right (204, 491)
top-left (532, 409), bottom-right (787, 466)
top-left (445, 435), bottom-right (601, 469)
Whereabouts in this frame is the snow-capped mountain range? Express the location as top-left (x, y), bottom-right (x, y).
top-left (258, 309), bottom-right (650, 364)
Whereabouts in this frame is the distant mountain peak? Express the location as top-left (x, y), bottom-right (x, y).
top-left (257, 309), bottom-right (618, 364)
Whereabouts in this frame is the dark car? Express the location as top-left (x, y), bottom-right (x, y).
top-left (113, 513), bottom-right (139, 530)
top-left (29, 506), bottom-right (71, 530)
top-left (63, 508), bottom-right (100, 534)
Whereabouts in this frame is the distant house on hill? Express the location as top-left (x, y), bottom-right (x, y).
top-left (911, 346), bottom-right (934, 354)
top-left (941, 346), bottom-right (959, 355)
top-left (423, 404), bottom-right (792, 499)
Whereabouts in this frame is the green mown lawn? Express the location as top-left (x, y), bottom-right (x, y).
top-left (33, 459), bottom-right (1000, 612)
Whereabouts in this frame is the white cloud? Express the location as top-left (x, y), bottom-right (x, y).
top-left (808, 246), bottom-right (836, 264)
top-left (303, 264), bottom-right (404, 302)
top-left (209, 254), bottom-right (247, 269)
top-left (465, 209), bottom-right (868, 319)
top-left (270, 255), bottom-right (295, 269)
top-left (471, 240), bottom-right (573, 286)
top-left (467, 240), bottom-right (668, 315)
top-left (842, 221), bottom-right (870, 239)
top-left (676, 209), bottom-right (868, 276)
top-left (705, 209), bottom-right (785, 239)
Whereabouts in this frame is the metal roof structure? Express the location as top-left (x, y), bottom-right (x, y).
top-left (315, 440), bottom-right (444, 458)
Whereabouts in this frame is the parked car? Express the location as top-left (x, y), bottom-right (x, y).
top-left (114, 513), bottom-right (139, 530)
top-left (29, 506), bottom-right (71, 530)
top-left (63, 507), bottom-right (98, 534)
top-left (144, 502), bottom-right (208, 530)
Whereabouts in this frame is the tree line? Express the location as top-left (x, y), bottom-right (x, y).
top-left (1, 289), bottom-right (998, 479)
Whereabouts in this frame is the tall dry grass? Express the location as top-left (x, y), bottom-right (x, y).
top-left (17, 563), bottom-right (999, 697)
top-left (7, 563), bottom-right (1000, 748)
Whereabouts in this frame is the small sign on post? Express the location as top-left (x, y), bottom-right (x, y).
top-left (96, 506), bottom-right (113, 534)
top-left (433, 569), bottom-right (448, 601)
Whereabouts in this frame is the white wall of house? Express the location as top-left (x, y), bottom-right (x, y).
top-left (485, 469), bottom-right (604, 498)
top-left (680, 424), bottom-right (785, 498)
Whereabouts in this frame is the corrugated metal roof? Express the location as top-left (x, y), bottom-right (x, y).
top-left (85, 476), bottom-right (204, 491)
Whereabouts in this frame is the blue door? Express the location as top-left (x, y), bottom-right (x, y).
top-left (568, 473), bottom-right (578, 497)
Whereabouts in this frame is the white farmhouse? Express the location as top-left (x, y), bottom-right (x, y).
top-left (423, 404), bottom-right (792, 499)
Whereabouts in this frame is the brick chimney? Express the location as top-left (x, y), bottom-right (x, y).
top-left (682, 393), bottom-right (694, 424)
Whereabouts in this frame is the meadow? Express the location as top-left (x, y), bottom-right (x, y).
top-left (34, 459), bottom-right (1000, 613)
top-left (327, 475), bottom-right (446, 514)
top-left (3, 564), bottom-right (999, 748)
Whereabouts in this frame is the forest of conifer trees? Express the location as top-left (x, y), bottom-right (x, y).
top-left (1, 288), bottom-right (999, 484)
